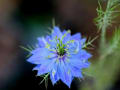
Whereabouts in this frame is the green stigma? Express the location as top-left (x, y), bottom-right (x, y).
top-left (56, 38), bottom-right (66, 56)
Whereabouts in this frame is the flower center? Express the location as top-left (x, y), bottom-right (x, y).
top-left (57, 47), bottom-right (66, 56)
top-left (56, 38), bottom-right (66, 56)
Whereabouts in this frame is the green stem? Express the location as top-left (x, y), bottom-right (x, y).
top-left (100, 10), bottom-right (108, 52)
top-left (100, 25), bottom-right (106, 49)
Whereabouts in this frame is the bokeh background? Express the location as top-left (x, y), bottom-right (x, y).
top-left (0, 0), bottom-right (120, 90)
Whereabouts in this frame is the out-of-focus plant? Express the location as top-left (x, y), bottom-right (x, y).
top-left (81, 0), bottom-right (120, 90)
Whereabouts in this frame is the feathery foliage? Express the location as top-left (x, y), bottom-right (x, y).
top-left (81, 0), bottom-right (120, 90)
top-left (95, 0), bottom-right (120, 50)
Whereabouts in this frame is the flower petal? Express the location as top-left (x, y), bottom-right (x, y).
top-left (57, 61), bottom-right (72, 88)
top-left (70, 66), bottom-right (83, 78)
top-left (70, 49), bottom-right (92, 61)
top-left (32, 65), bottom-right (41, 71)
top-left (52, 26), bottom-right (63, 39)
top-left (68, 41), bottom-right (80, 54)
top-left (50, 63), bottom-right (60, 85)
top-left (80, 38), bottom-right (86, 46)
top-left (78, 50), bottom-right (92, 60)
top-left (62, 30), bottom-right (71, 44)
top-left (36, 59), bottom-right (56, 76)
top-left (68, 50), bottom-right (91, 69)
top-left (37, 37), bottom-right (46, 47)
top-left (71, 33), bottom-right (81, 41)
top-left (27, 48), bottom-right (55, 64)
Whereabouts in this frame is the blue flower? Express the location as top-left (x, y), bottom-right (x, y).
top-left (27, 26), bottom-right (92, 88)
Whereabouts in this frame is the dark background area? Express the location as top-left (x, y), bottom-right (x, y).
top-left (0, 0), bottom-right (120, 90)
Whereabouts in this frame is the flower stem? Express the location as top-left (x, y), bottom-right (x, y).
top-left (100, 24), bottom-right (106, 50)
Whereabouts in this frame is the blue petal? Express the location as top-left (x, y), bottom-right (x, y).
top-left (62, 30), bottom-right (67, 35)
top-left (32, 65), bottom-right (41, 70)
top-left (69, 57), bottom-right (90, 69)
top-left (57, 61), bottom-right (72, 88)
top-left (37, 37), bottom-right (46, 47)
top-left (31, 48), bottom-right (41, 54)
top-left (70, 49), bottom-right (92, 61)
top-left (49, 39), bottom-right (57, 49)
top-left (80, 38), bottom-right (86, 46)
top-left (70, 65), bottom-right (83, 78)
top-left (68, 41), bottom-right (80, 54)
top-left (50, 63), bottom-right (60, 85)
top-left (82, 61), bottom-right (90, 68)
top-left (71, 33), bottom-right (81, 40)
top-left (45, 35), bottom-right (51, 44)
top-left (78, 50), bottom-right (92, 60)
top-left (69, 58), bottom-right (83, 69)
top-left (27, 48), bottom-right (55, 64)
top-left (69, 50), bottom-right (91, 69)
top-left (62, 31), bottom-right (71, 44)
top-left (36, 59), bottom-right (56, 76)
top-left (52, 26), bottom-right (63, 39)
top-left (67, 59), bottom-right (83, 78)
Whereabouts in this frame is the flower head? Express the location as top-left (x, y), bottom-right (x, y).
top-left (27, 26), bottom-right (92, 87)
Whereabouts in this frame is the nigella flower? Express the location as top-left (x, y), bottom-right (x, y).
top-left (27, 26), bottom-right (92, 88)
